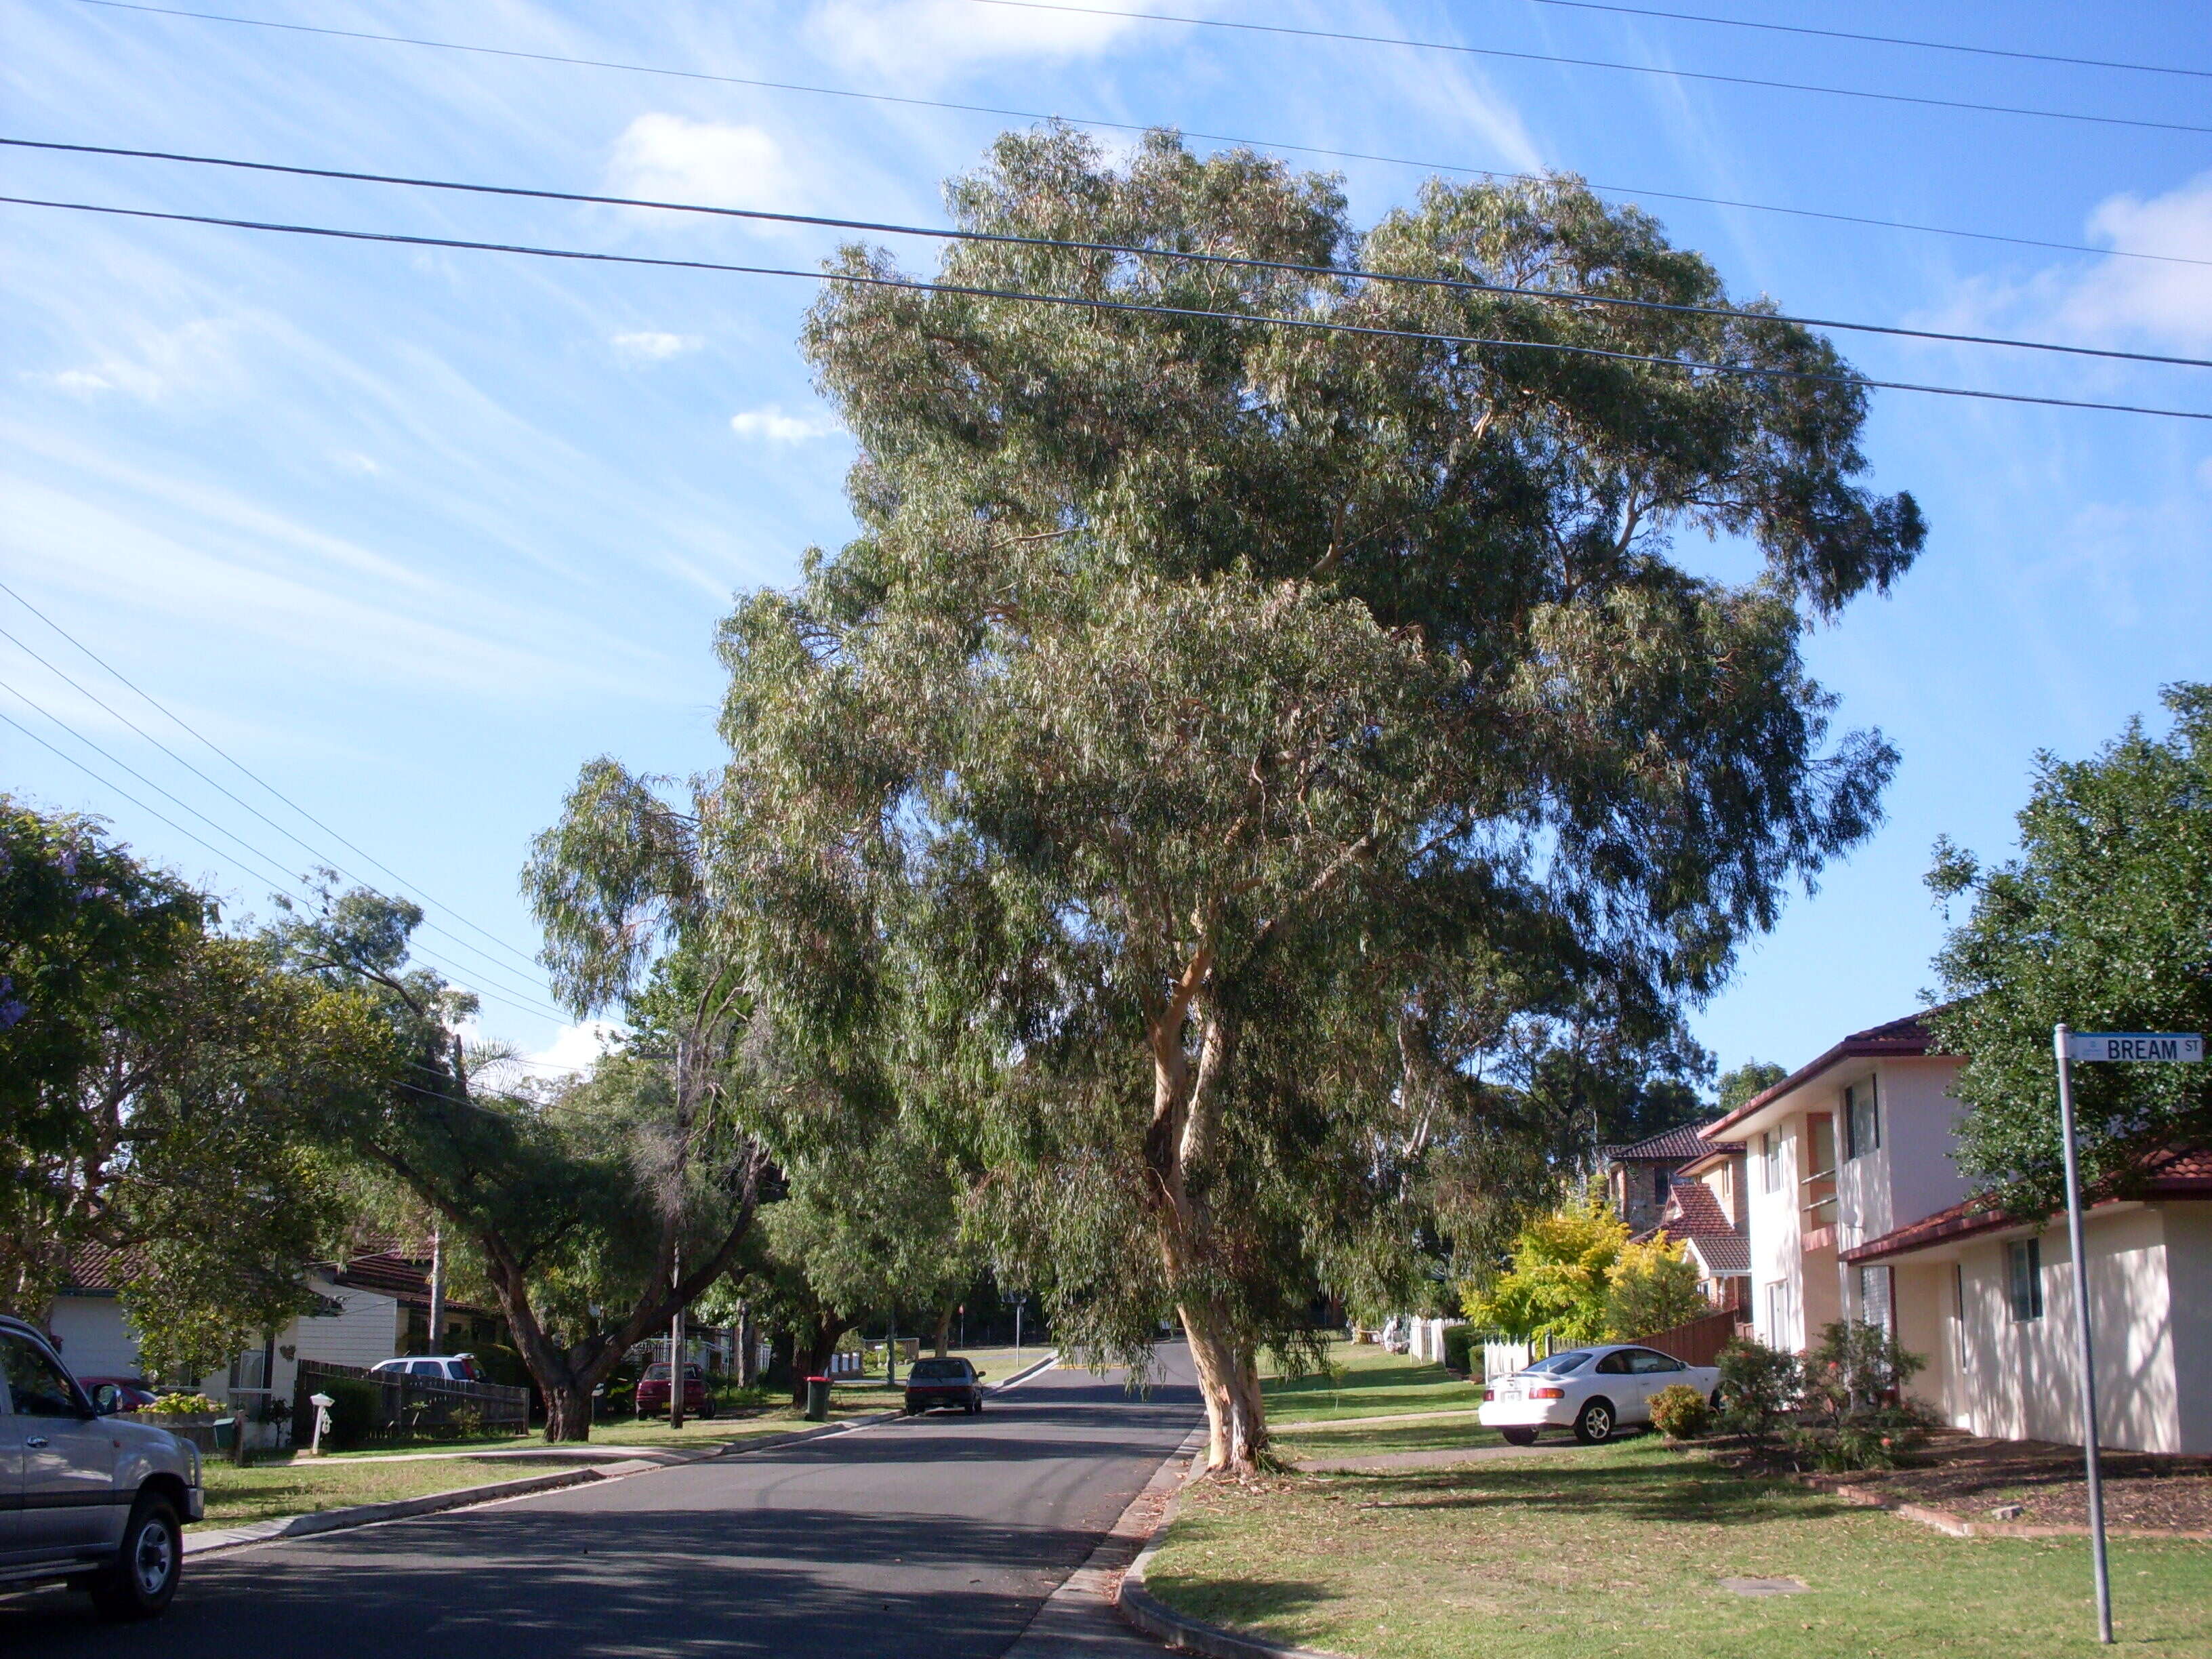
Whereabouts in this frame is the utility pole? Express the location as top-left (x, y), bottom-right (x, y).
top-left (426, 1227), bottom-right (445, 1355)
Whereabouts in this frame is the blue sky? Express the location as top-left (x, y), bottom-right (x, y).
top-left (3, 0), bottom-right (2208, 1083)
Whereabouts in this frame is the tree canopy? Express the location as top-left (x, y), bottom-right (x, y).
top-left (701, 128), bottom-right (1921, 1470)
top-left (1926, 683), bottom-right (2212, 1211)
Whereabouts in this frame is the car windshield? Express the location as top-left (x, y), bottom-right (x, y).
top-left (644, 1364), bottom-right (671, 1380)
top-left (1523, 1351), bottom-right (1593, 1375)
top-left (908, 1360), bottom-right (966, 1380)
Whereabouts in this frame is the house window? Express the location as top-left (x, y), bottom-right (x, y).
top-left (2007, 1237), bottom-right (2043, 1322)
top-left (1844, 1080), bottom-right (1881, 1160)
top-left (1759, 1131), bottom-right (1782, 1193)
top-left (1951, 1262), bottom-right (1965, 1319)
top-left (1765, 1279), bottom-right (1795, 1347)
top-left (1654, 1166), bottom-right (1671, 1207)
top-left (1856, 1265), bottom-right (1893, 1334)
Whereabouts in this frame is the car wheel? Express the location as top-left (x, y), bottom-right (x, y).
top-left (1573, 1399), bottom-right (1616, 1445)
top-left (1709, 1389), bottom-right (1723, 1412)
top-left (701, 1401), bottom-right (716, 1420)
top-left (90, 1492), bottom-right (181, 1621)
top-left (1499, 1426), bottom-right (1538, 1446)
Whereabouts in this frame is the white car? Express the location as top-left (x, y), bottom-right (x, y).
top-left (1478, 1343), bottom-right (1720, 1446)
top-left (368, 1354), bottom-right (483, 1382)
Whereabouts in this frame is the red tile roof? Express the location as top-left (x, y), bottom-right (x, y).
top-left (1601, 1120), bottom-right (1724, 1163)
top-left (1843, 1144), bottom-right (2212, 1264)
top-left (1650, 1180), bottom-right (1750, 1275)
top-left (62, 1244), bottom-right (146, 1293)
top-left (1702, 1009), bottom-right (1954, 1142)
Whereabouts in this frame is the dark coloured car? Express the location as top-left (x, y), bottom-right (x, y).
top-left (635, 1362), bottom-right (713, 1419)
top-left (903, 1357), bottom-right (985, 1416)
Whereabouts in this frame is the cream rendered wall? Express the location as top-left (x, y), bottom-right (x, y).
top-left (1951, 1208), bottom-right (2182, 1453)
top-left (1890, 1261), bottom-right (1952, 1414)
top-left (1746, 1116), bottom-right (1802, 1349)
top-left (1833, 1058), bottom-right (1969, 1268)
top-left (2162, 1205), bottom-right (2212, 1453)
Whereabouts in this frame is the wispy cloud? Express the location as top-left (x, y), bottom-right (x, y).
top-left (808, 0), bottom-right (1168, 79)
top-left (612, 331), bottom-right (705, 359)
top-left (731, 405), bottom-right (840, 441)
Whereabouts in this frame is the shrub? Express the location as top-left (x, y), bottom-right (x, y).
top-left (1803, 1320), bottom-right (1927, 1423)
top-left (1715, 1337), bottom-right (1801, 1440)
top-left (1441, 1325), bottom-right (1476, 1374)
top-left (1604, 1236), bottom-right (1711, 1340)
top-left (319, 1377), bottom-right (380, 1449)
top-left (1783, 1416), bottom-right (1925, 1473)
top-left (1648, 1382), bottom-right (1712, 1439)
top-left (142, 1391), bottom-right (224, 1416)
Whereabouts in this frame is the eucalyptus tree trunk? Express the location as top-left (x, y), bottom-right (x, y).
top-left (1142, 951), bottom-right (1268, 1473)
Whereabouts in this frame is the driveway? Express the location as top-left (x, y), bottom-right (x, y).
top-left (0, 1349), bottom-right (1201, 1658)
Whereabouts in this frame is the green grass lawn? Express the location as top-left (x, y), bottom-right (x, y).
top-left (1261, 1338), bottom-right (1486, 1427)
top-left (1275, 1418), bottom-right (1510, 1463)
top-left (194, 1456), bottom-right (584, 1530)
top-left (1145, 1437), bottom-right (2212, 1658)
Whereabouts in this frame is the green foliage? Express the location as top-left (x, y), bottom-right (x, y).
top-left (1715, 1336), bottom-right (1802, 1441)
top-left (317, 1378), bottom-right (379, 1449)
top-left (639, 128), bottom-right (1917, 1450)
top-left (1927, 684), bottom-right (2212, 1209)
top-left (1647, 1382), bottom-right (1711, 1439)
top-left (1802, 1319), bottom-right (1927, 1422)
top-left (1441, 1324), bottom-right (1476, 1374)
top-left (140, 1391), bottom-right (223, 1416)
top-left (1604, 1234), bottom-right (1712, 1340)
top-left (1717, 1061), bottom-right (1788, 1115)
top-left (1462, 1192), bottom-right (1629, 1343)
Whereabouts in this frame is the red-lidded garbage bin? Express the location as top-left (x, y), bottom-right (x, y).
top-left (804, 1376), bottom-right (832, 1422)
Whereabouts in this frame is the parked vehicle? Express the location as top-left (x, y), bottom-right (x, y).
top-left (77, 1376), bottom-right (159, 1414)
top-left (903, 1357), bottom-right (986, 1416)
top-left (367, 1354), bottom-right (484, 1382)
top-left (635, 1362), bottom-right (714, 1419)
top-left (1477, 1343), bottom-right (1721, 1446)
top-left (0, 1314), bottom-right (205, 1619)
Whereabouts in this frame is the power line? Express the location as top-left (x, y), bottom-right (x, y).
top-left (60, 0), bottom-right (2209, 270)
top-left (0, 573), bottom-right (546, 977)
top-left (0, 613), bottom-right (556, 1000)
top-left (5, 192), bottom-right (2207, 422)
top-left (1515, 0), bottom-right (2210, 81)
top-left (964, 0), bottom-right (2212, 136)
top-left (14, 137), bottom-right (2207, 373)
top-left (0, 674), bottom-right (571, 1024)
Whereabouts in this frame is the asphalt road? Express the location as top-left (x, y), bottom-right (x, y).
top-left (0, 1349), bottom-right (1202, 1658)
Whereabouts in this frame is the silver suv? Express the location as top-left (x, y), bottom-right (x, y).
top-left (0, 1315), bottom-right (205, 1618)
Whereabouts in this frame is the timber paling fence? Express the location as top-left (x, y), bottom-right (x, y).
top-left (292, 1359), bottom-right (531, 1446)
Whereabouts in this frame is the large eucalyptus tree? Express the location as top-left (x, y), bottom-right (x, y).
top-left (708, 129), bottom-right (1924, 1470)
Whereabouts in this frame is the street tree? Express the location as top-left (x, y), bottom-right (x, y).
top-left (272, 876), bottom-right (764, 1440)
top-left (1926, 683), bottom-right (2212, 1211)
top-left (702, 129), bottom-right (1922, 1470)
top-left (1717, 1060), bottom-right (1788, 1115)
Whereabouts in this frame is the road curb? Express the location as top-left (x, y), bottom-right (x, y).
top-left (991, 1351), bottom-right (1060, 1392)
top-left (184, 1462), bottom-right (627, 1555)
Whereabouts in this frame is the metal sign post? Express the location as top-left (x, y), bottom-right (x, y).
top-left (2053, 1025), bottom-right (2203, 1647)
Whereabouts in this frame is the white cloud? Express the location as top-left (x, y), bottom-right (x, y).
top-left (612, 331), bottom-right (705, 359)
top-left (21, 319), bottom-right (245, 403)
top-left (1919, 173), bottom-right (2212, 356)
top-left (607, 114), bottom-right (803, 215)
top-left (522, 1019), bottom-right (626, 1078)
top-left (731, 405), bottom-right (840, 442)
top-left (334, 451), bottom-right (382, 475)
top-left (809, 0), bottom-right (1162, 78)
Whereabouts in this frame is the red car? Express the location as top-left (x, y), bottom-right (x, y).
top-left (634, 1361), bottom-right (714, 1418)
top-left (77, 1375), bottom-right (160, 1413)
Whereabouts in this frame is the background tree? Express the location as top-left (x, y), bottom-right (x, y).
top-left (1461, 1192), bottom-right (1628, 1343)
top-left (272, 878), bottom-right (764, 1440)
top-left (701, 129), bottom-right (1919, 1470)
top-left (1603, 1234), bottom-right (1710, 1339)
top-left (1717, 1060), bottom-right (1789, 1115)
top-left (1, 800), bottom-right (380, 1370)
top-left (1926, 682), bottom-right (2212, 1211)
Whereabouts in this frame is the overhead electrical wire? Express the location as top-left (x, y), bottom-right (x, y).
top-left (0, 573), bottom-right (548, 978)
top-left (1513, 0), bottom-right (2211, 79)
top-left (60, 0), bottom-right (2209, 270)
top-left (10, 136), bottom-right (2204, 373)
top-left (962, 0), bottom-right (2212, 136)
top-left (0, 695), bottom-right (568, 1027)
top-left (4, 192), bottom-right (2206, 422)
top-left (0, 614), bottom-right (560, 1004)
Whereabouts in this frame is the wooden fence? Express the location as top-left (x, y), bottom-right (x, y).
top-left (293, 1359), bottom-right (531, 1447)
top-left (1639, 1307), bottom-right (1748, 1369)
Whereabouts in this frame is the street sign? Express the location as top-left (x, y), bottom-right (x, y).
top-left (2066, 1032), bottom-right (2203, 1063)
